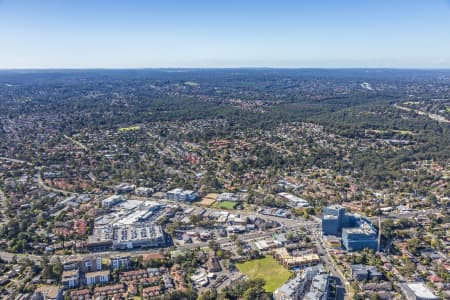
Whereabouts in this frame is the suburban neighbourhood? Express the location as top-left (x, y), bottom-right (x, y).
top-left (0, 68), bottom-right (449, 300)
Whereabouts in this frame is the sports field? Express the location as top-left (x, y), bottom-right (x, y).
top-left (217, 201), bottom-right (237, 209)
top-left (236, 256), bottom-right (292, 292)
top-left (119, 126), bottom-right (140, 132)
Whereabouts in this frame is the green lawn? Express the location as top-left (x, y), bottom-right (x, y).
top-left (184, 81), bottom-right (199, 87)
top-left (118, 126), bottom-right (140, 132)
top-left (236, 256), bottom-right (292, 292)
top-left (217, 201), bottom-right (237, 209)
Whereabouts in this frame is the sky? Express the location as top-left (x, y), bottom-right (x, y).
top-left (1, 0), bottom-right (450, 68)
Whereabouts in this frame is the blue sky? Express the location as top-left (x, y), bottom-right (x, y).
top-left (1, 0), bottom-right (450, 68)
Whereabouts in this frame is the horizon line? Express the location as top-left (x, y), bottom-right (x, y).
top-left (1, 66), bottom-right (450, 71)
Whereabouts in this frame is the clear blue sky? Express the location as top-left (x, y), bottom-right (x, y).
top-left (1, 0), bottom-right (450, 68)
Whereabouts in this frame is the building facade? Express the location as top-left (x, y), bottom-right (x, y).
top-left (351, 264), bottom-right (383, 281)
top-left (322, 205), bottom-right (346, 236)
top-left (322, 205), bottom-right (378, 251)
top-left (273, 265), bottom-right (333, 300)
top-left (166, 188), bottom-right (198, 202)
top-left (342, 219), bottom-right (378, 251)
top-left (404, 282), bottom-right (439, 300)
top-left (85, 270), bottom-right (110, 286)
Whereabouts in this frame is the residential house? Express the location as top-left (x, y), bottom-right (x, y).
top-left (142, 286), bottom-right (161, 299)
top-left (94, 284), bottom-right (125, 298)
top-left (70, 289), bottom-right (91, 300)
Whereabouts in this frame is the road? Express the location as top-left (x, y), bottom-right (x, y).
top-left (0, 156), bottom-right (32, 166)
top-left (36, 167), bottom-right (78, 196)
top-left (175, 222), bottom-right (309, 251)
top-left (0, 250), bottom-right (43, 264)
top-left (394, 103), bottom-right (450, 124)
top-left (0, 187), bottom-right (7, 226)
top-left (161, 198), bottom-right (307, 229)
top-left (312, 229), bottom-right (349, 299)
top-left (366, 208), bottom-right (442, 224)
top-left (0, 156), bottom-right (76, 195)
top-left (63, 134), bottom-right (88, 151)
top-left (0, 187), bottom-right (319, 297)
top-left (0, 196), bottom-right (311, 264)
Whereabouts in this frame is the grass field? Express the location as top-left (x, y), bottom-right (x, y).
top-left (217, 201), bottom-right (237, 209)
top-left (119, 126), bottom-right (140, 132)
top-left (236, 256), bottom-right (292, 292)
top-left (366, 129), bottom-right (415, 135)
top-left (184, 81), bottom-right (199, 87)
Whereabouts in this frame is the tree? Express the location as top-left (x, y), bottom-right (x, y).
top-left (220, 278), bottom-right (268, 300)
top-left (286, 232), bottom-right (294, 241)
top-left (161, 289), bottom-right (197, 300)
top-left (407, 238), bottom-right (420, 255)
top-left (370, 293), bottom-right (382, 300)
top-left (208, 240), bottom-right (220, 252)
top-left (198, 289), bottom-right (218, 300)
top-left (52, 257), bottom-right (63, 280)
